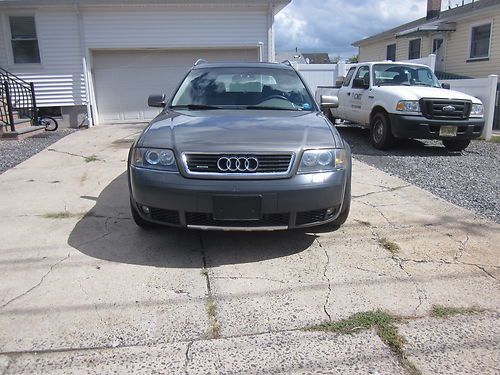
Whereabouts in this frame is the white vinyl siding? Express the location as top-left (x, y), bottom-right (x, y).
top-left (0, 4), bottom-right (272, 110)
top-left (0, 10), bottom-right (86, 106)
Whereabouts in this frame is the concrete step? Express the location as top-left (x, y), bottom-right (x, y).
top-left (1, 126), bottom-right (45, 140)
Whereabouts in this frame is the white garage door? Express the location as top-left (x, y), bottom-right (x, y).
top-left (93, 48), bottom-right (259, 123)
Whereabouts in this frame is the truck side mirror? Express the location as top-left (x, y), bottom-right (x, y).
top-left (320, 95), bottom-right (339, 109)
top-left (148, 94), bottom-right (166, 107)
top-left (441, 83), bottom-right (451, 90)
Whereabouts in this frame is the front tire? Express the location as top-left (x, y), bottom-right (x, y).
top-left (442, 139), bottom-right (470, 152)
top-left (41, 116), bottom-right (58, 132)
top-left (370, 112), bottom-right (394, 150)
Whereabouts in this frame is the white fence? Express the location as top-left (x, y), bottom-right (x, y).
top-left (440, 75), bottom-right (498, 139)
top-left (296, 54), bottom-right (497, 139)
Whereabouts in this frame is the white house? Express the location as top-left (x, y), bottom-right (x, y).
top-left (0, 0), bottom-right (290, 127)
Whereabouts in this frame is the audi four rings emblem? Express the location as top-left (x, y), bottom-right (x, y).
top-left (217, 156), bottom-right (259, 172)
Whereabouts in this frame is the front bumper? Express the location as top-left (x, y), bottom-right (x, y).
top-left (388, 114), bottom-right (484, 140)
top-left (129, 166), bottom-right (348, 230)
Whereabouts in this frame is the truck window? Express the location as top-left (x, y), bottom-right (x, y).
top-left (343, 67), bottom-right (356, 87)
top-left (352, 66), bottom-right (370, 88)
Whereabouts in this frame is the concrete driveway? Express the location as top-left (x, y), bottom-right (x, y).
top-left (0, 124), bottom-right (498, 374)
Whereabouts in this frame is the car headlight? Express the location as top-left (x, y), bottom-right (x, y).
top-left (131, 148), bottom-right (178, 172)
top-left (470, 103), bottom-right (484, 117)
top-left (298, 149), bottom-right (347, 174)
top-left (396, 100), bottom-right (420, 113)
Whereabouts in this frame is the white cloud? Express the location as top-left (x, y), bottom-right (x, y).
top-left (275, 0), bottom-right (433, 56)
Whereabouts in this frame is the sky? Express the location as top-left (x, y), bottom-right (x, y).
top-left (275, 0), bottom-right (476, 57)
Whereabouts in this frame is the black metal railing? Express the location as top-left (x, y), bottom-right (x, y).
top-left (0, 67), bottom-right (37, 132)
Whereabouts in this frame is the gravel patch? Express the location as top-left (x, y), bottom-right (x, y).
top-left (338, 126), bottom-right (500, 223)
top-left (0, 129), bottom-right (77, 174)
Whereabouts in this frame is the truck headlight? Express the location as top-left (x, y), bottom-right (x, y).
top-left (396, 100), bottom-right (420, 113)
top-left (298, 149), bottom-right (347, 174)
top-left (131, 148), bottom-right (178, 172)
top-left (470, 104), bottom-right (484, 117)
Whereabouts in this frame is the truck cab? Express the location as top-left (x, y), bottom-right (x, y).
top-left (320, 62), bottom-right (485, 151)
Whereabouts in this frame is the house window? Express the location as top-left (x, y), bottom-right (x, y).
top-left (9, 16), bottom-right (41, 64)
top-left (386, 44), bottom-right (396, 61)
top-left (470, 23), bottom-right (491, 59)
top-left (432, 38), bottom-right (443, 53)
top-left (408, 39), bottom-right (421, 60)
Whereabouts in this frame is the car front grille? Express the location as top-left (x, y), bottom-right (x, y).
top-left (186, 212), bottom-right (290, 228)
top-left (419, 99), bottom-right (472, 120)
top-left (183, 153), bottom-right (294, 175)
top-left (296, 209), bottom-right (327, 226)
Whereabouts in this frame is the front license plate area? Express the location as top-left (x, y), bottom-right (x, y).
top-left (213, 196), bottom-right (262, 221)
top-left (439, 126), bottom-right (458, 137)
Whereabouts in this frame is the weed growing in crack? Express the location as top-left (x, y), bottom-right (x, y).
top-left (430, 305), bottom-right (485, 319)
top-left (379, 238), bottom-right (400, 254)
top-left (206, 298), bottom-right (220, 339)
top-left (42, 211), bottom-right (85, 219)
top-left (309, 311), bottom-right (421, 375)
top-left (354, 219), bottom-right (372, 227)
top-left (84, 155), bottom-right (99, 163)
top-left (200, 268), bottom-right (209, 277)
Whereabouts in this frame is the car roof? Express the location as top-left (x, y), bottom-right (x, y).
top-left (191, 62), bottom-right (296, 70)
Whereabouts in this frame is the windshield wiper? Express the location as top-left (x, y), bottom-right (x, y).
top-left (412, 83), bottom-right (434, 87)
top-left (170, 104), bottom-right (223, 110)
top-left (245, 105), bottom-right (301, 111)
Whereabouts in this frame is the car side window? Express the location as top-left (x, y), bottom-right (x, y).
top-left (352, 66), bottom-right (370, 88)
top-left (343, 67), bottom-right (356, 87)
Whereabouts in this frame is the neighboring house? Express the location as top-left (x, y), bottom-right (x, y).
top-left (353, 0), bottom-right (500, 79)
top-left (302, 53), bottom-right (331, 64)
top-left (275, 51), bottom-right (306, 64)
top-left (0, 0), bottom-right (290, 127)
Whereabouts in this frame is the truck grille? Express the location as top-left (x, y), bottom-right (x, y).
top-left (183, 153), bottom-right (294, 175)
top-left (419, 99), bottom-right (472, 120)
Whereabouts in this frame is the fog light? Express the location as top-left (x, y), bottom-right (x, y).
top-left (326, 208), bottom-right (335, 215)
top-left (141, 205), bottom-right (150, 214)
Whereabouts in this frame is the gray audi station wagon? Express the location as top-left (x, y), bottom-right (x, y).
top-left (128, 61), bottom-right (352, 231)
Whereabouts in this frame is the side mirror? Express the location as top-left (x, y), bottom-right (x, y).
top-left (441, 83), bottom-right (451, 90)
top-left (352, 78), bottom-right (370, 89)
top-left (148, 94), bottom-right (166, 107)
top-left (320, 95), bottom-right (339, 109)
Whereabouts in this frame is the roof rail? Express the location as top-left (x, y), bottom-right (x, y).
top-left (194, 59), bottom-right (208, 66)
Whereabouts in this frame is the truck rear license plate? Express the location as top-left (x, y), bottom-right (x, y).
top-left (439, 126), bottom-right (457, 137)
top-left (213, 196), bottom-right (262, 221)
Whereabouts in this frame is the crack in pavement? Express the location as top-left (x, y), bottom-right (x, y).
top-left (454, 233), bottom-right (470, 261)
top-left (352, 184), bottom-right (411, 199)
top-left (0, 253), bottom-right (70, 309)
top-left (183, 340), bottom-right (194, 375)
top-left (357, 200), bottom-right (413, 230)
top-left (75, 217), bottom-right (112, 247)
top-left (315, 238), bottom-right (333, 322)
top-left (390, 255), bottom-right (428, 314)
top-left (211, 276), bottom-right (286, 284)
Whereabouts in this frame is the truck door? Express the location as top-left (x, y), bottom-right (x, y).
top-left (337, 66), bottom-right (356, 119)
top-left (350, 65), bottom-right (371, 125)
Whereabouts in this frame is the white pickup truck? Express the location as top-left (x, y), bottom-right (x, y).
top-left (316, 62), bottom-right (485, 151)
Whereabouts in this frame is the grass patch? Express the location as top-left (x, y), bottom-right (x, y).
top-left (489, 137), bottom-right (500, 143)
top-left (354, 219), bottom-right (372, 227)
top-left (379, 237), bottom-right (400, 254)
top-left (430, 305), bottom-right (485, 319)
top-left (200, 268), bottom-right (209, 277)
top-left (84, 155), bottom-right (99, 163)
top-left (310, 311), bottom-right (421, 375)
top-left (42, 211), bottom-right (84, 219)
top-left (205, 298), bottom-right (220, 339)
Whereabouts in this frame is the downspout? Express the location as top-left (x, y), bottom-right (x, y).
top-left (74, 0), bottom-right (94, 127)
top-left (268, 4), bottom-right (274, 62)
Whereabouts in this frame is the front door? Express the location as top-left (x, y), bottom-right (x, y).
top-left (350, 65), bottom-right (371, 125)
top-left (432, 38), bottom-right (445, 71)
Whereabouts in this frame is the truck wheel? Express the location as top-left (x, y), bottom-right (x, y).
top-left (442, 139), bottom-right (470, 152)
top-left (370, 112), bottom-right (394, 150)
top-left (323, 108), bottom-right (336, 124)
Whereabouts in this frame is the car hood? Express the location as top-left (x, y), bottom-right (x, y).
top-left (138, 110), bottom-right (343, 153)
top-left (373, 86), bottom-right (482, 103)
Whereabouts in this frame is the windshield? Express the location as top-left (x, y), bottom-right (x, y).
top-left (170, 67), bottom-right (315, 111)
top-left (373, 64), bottom-right (440, 88)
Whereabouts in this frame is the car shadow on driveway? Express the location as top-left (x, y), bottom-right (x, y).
top-left (68, 172), bottom-right (320, 268)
